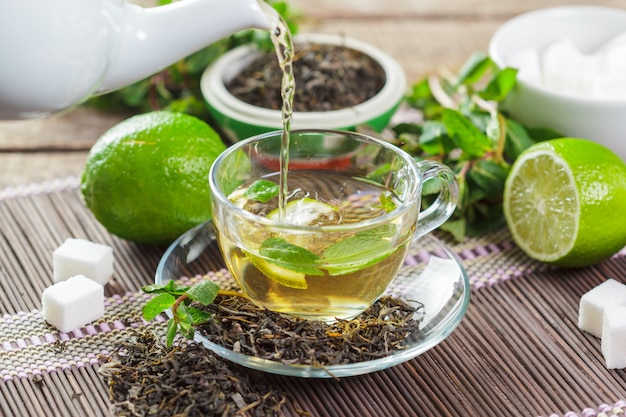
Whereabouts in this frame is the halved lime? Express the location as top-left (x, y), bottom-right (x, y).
top-left (503, 138), bottom-right (626, 267)
top-left (268, 197), bottom-right (337, 226)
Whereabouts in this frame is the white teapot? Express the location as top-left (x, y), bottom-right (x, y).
top-left (0, 0), bottom-right (275, 120)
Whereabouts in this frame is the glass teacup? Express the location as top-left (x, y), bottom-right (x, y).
top-left (209, 129), bottom-right (458, 321)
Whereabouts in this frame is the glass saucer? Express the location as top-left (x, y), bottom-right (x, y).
top-left (155, 221), bottom-right (470, 378)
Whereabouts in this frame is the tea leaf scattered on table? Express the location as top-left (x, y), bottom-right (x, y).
top-left (197, 295), bottom-right (425, 367)
top-left (99, 328), bottom-right (289, 416)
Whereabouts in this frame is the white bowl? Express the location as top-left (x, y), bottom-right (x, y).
top-left (489, 6), bottom-right (626, 161)
top-left (201, 33), bottom-right (407, 141)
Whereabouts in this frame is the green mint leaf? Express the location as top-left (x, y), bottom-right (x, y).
top-left (379, 192), bottom-right (397, 213)
top-left (141, 283), bottom-right (166, 294)
top-left (244, 179), bottom-right (279, 202)
top-left (407, 78), bottom-right (432, 102)
top-left (455, 52), bottom-right (492, 87)
top-left (179, 323), bottom-right (195, 340)
top-left (165, 280), bottom-right (191, 296)
top-left (505, 119), bottom-right (536, 160)
top-left (479, 67), bottom-right (518, 102)
top-left (142, 293), bottom-right (176, 321)
top-left (141, 280), bottom-right (190, 297)
top-left (175, 303), bottom-right (196, 340)
top-left (166, 319), bottom-right (178, 348)
top-left (366, 163), bottom-right (392, 183)
top-left (526, 126), bottom-right (563, 142)
top-left (484, 110), bottom-right (501, 145)
top-left (468, 160), bottom-right (509, 200)
top-left (222, 150), bottom-right (252, 196)
top-left (186, 280), bottom-right (220, 306)
top-left (187, 306), bottom-right (213, 325)
top-left (259, 238), bottom-right (324, 276)
top-left (359, 224), bottom-right (396, 239)
top-left (320, 225), bottom-right (397, 275)
top-left (439, 218), bottom-right (466, 242)
top-left (442, 108), bottom-right (491, 159)
top-left (176, 302), bottom-right (192, 323)
top-left (177, 321), bottom-right (195, 340)
top-left (419, 121), bottom-right (449, 155)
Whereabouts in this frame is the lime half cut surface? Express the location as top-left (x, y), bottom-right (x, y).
top-left (503, 138), bottom-right (626, 267)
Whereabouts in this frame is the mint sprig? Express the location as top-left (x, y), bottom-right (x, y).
top-left (390, 52), bottom-right (562, 240)
top-left (142, 280), bottom-right (220, 347)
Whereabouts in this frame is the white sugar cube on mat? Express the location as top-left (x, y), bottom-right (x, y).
top-left (53, 238), bottom-right (113, 285)
top-left (41, 275), bottom-right (104, 333)
top-left (578, 279), bottom-right (626, 338)
top-left (601, 306), bottom-right (626, 369)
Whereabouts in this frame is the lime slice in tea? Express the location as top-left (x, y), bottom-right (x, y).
top-left (268, 198), bottom-right (337, 226)
top-left (250, 256), bottom-right (308, 289)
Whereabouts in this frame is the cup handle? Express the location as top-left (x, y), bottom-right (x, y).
top-left (414, 160), bottom-right (459, 239)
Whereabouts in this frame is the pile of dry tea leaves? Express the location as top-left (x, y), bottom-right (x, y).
top-left (198, 296), bottom-right (424, 367)
top-left (226, 42), bottom-right (386, 112)
top-left (98, 328), bottom-right (288, 416)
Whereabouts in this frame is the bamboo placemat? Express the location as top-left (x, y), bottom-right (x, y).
top-left (0, 177), bottom-right (625, 417)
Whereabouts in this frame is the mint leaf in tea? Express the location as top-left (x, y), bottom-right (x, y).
top-left (243, 179), bottom-right (279, 202)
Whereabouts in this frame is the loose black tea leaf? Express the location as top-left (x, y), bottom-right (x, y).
top-left (198, 295), bottom-right (425, 367)
top-left (226, 42), bottom-right (386, 112)
top-left (99, 328), bottom-right (289, 417)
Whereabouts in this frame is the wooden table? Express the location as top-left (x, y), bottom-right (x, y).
top-left (1, 1), bottom-right (626, 416)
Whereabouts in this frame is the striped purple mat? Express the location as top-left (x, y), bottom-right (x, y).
top-left (0, 178), bottom-right (624, 417)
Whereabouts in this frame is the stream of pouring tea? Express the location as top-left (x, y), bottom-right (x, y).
top-left (261, 3), bottom-right (295, 220)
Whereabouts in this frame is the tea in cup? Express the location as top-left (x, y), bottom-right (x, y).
top-left (209, 129), bottom-right (458, 321)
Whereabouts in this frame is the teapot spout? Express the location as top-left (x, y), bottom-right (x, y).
top-left (98, 0), bottom-right (274, 93)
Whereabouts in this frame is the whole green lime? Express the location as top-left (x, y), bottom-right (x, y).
top-left (503, 138), bottom-right (626, 267)
top-left (81, 111), bottom-right (226, 244)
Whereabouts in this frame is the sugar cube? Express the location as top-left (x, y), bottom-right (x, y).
top-left (594, 73), bottom-right (626, 101)
top-left (541, 38), bottom-right (586, 94)
top-left (41, 275), bottom-right (104, 333)
top-left (507, 48), bottom-right (542, 85)
top-left (599, 31), bottom-right (626, 76)
top-left (578, 278), bottom-right (626, 338)
top-left (601, 306), bottom-right (626, 369)
top-left (53, 238), bottom-right (113, 285)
